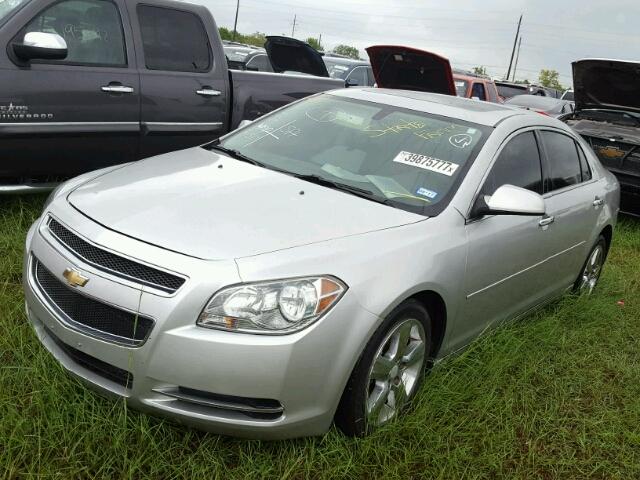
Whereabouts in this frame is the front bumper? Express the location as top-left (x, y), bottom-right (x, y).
top-left (23, 208), bottom-right (379, 439)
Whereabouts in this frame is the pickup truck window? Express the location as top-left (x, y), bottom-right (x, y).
top-left (1, 0), bottom-right (30, 24)
top-left (137, 5), bottom-right (211, 72)
top-left (21, 0), bottom-right (126, 66)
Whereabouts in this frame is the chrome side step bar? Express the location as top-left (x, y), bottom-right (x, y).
top-left (0, 183), bottom-right (58, 194)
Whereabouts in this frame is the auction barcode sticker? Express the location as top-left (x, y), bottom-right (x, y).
top-left (392, 151), bottom-right (459, 176)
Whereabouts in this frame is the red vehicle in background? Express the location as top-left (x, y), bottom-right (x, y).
top-left (453, 70), bottom-right (502, 103)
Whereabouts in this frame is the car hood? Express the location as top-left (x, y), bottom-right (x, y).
top-left (264, 36), bottom-right (329, 77)
top-left (573, 59), bottom-right (640, 113)
top-left (365, 45), bottom-right (455, 95)
top-left (67, 148), bottom-right (423, 260)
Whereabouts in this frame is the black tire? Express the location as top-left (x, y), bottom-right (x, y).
top-left (335, 299), bottom-right (432, 437)
top-left (573, 235), bottom-right (608, 294)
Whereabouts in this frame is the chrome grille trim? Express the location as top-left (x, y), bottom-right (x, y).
top-left (31, 256), bottom-right (154, 347)
top-left (46, 216), bottom-right (186, 294)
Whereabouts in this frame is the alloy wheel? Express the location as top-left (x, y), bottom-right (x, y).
top-left (365, 318), bottom-right (426, 428)
top-left (579, 243), bottom-right (605, 294)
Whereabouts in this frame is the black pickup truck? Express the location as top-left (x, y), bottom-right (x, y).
top-left (0, 0), bottom-right (342, 192)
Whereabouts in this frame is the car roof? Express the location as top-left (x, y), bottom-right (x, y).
top-left (328, 88), bottom-right (531, 126)
top-left (506, 95), bottom-right (567, 108)
top-left (453, 73), bottom-right (490, 82)
top-left (322, 57), bottom-right (370, 66)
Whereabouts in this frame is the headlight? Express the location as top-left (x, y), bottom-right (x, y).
top-left (197, 276), bottom-right (347, 334)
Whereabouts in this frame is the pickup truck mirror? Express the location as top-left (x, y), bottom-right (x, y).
top-left (471, 184), bottom-right (545, 218)
top-left (13, 32), bottom-right (67, 61)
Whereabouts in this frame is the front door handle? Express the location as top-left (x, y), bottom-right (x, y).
top-left (539, 215), bottom-right (555, 227)
top-left (196, 88), bottom-right (221, 97)
top-left (101, 85), bottom-right (134, 94)
top-left (593, 197), bottom-right (604, 207)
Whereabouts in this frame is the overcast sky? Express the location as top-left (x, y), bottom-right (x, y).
top-left (187, 0), bottom-right (639, 87)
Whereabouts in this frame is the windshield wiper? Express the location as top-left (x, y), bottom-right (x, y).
top-left (209, 144), bottom-right (266, 167)
top-left (293, 174), bottom-right (392, 206)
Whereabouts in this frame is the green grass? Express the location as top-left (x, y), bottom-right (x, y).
top-left (1, 195), bottom-right (639, 479)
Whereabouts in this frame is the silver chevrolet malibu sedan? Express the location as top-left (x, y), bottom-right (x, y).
top-left (24, 89), bottom-right (620, 439)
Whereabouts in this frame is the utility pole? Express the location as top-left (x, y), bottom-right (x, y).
top-left (232, 0), bottom-right (239, 41)
top-left (318, 33), bottom-right (322, 50)
top-left (512, 36), bottom-right (522, 82)
top-left (505, 14), bottom-right (522, 80)
top-left (291, 14), bottom-right (297, 37)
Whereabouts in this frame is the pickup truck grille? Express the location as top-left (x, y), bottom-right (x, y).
top-left (47, 217), bottom-right (185, 293)
top-left (33, 257), bottom-right (154, 346)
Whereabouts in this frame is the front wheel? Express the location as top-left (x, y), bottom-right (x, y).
top-left (574, 235), bottom-right (607, 294)
top-left (335, 300), bottom-right (431, 436)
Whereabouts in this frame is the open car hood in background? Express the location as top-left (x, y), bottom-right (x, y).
top-left (365, 45), bottom-right (455, 95)
top-left (265, 36), bottom-right (329, 77)
top-left (573, 59), bottom-right (640, 113)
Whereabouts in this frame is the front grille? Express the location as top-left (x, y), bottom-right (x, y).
top-left (587, 137), bottom-right (640, 176)
top-left (46, 326), bottom-right (133, 388)
top-left (47, 217), bottom-right (185, 293)
top-left (33, 258), bottom-right (154, 346)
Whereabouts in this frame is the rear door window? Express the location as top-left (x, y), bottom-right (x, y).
top-left (482, 131), bottom-right (543, 195)
top-left (347, 66), bottom-right (367, 86)
top-left (540, 131), bottom-right (583, 192)
top-left (245, 54), bottom-right (272, 72)
top-left (137, 5), bottom-right (211, 72)
top-left (576, 143), bottom-right (592, 182)
top-left (471, 82), bottom-right (486, 101)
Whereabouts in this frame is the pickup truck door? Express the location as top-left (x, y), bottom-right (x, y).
top-left (0, 0), bottom-right (140, 183)
top-left (128, 0), bottom-right (230, 158)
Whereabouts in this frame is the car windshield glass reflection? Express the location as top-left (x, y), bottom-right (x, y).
top-left (217, 94), bottom-right (489, 215)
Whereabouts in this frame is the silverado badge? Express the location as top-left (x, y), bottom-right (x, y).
top-left (63, 268), bottom-right (89, 288)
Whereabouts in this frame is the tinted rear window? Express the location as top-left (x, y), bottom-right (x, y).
top-left (540, 131), bottom-right (582, 191)
top-left (137, 5), bottom-right (211, 72)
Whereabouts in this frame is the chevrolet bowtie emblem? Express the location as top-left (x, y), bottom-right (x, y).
top-left (63, 268), bottom-right (89, 288)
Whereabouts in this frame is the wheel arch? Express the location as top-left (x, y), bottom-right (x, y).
top-left (408, 290), bottom-right (447, 358)
top-left (600, 224), bottom-right (613, 254)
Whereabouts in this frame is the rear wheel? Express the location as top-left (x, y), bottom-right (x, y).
top-left (335, 300), bottom-right (431, 436)
top-left (574, 235), bottom-right (607, 294)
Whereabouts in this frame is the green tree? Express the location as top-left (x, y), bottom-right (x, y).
top-left (217, 28), bottom-right (266, 48)
top-left (305, 37), bottom-right (323, 51)
top-left (473, 66), bottom-right (487, 76)
top-left (332, 44), bottom-right (360, 60)
top-left (538, 69), bottom-right (564, 90)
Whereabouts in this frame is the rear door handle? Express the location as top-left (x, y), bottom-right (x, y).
top-left (101, 85), bottom-right (134, 94)
top-left (539, 215), bottom-right (555, 227)
top-left (196, 88), bottom-right (221, 97)
top-left (593, 197), bottom-right (604, 207)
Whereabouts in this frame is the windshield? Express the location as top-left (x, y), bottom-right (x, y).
top-left (454, 80), bottom-right (469, 97)
top-left (324, 60), bottom-right (351, 80)
top-left (562, 91), bottom-right (574, 101)
top-left (0, 0), bottom-right (29, 23)
top-left (216, 94), bottom-right (490, 216)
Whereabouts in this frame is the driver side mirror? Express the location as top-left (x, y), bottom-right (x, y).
top-left (345, 78), bottom-right (360, 87)
top-left (13, 32), bottom-right (67, 61)
top-left (471, 184), bottom-right (545, 218)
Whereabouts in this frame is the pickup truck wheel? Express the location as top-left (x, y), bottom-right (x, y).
top-left (574, 235), bottom-right (607, 294)
top-left (335, 299), bottom-right (431, 437)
